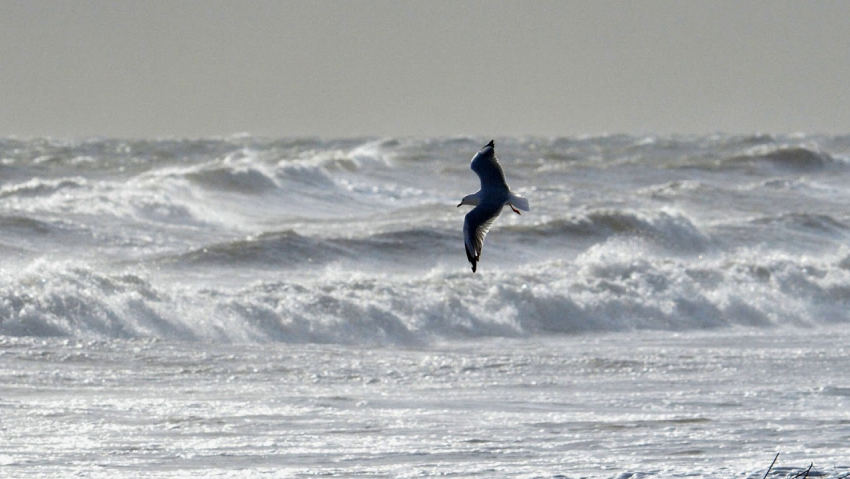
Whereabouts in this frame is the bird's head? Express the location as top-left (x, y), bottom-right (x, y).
top-left (457, 193), bottom-right (480, 207)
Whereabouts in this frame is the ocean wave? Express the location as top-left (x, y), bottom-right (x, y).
top-left (158, 227), bottom-right (459, 269)
top-left (0, 215), bottom-right (77, 258)
top-left (531, 245), bottom-right (850, 332)
top-left (339, 228), bottom-right (459, 261)
top-left (0, 262), bottom-right (194, 340)
top-left (0, 215), bottom-right (64, 235)
top-left (638, 180), bottom-right (710, 199)
top-left (750, 213), bottom-right (849, 236)
top-left (4, 134), bottom-right (850, 345)
top-left (505, 210), bottom-right (709, 253)
top-left (185, 166), bottom-right (278, 193)
top-left (0, 215), bottom-right (95, 252)
top-left (728, 144), bottom-right (840, 171)
top-left (164, 230), bottom-right (341, 268)
top-left (274, 162), bottom-right (338, 190)
top-left (158, 210), bottom-right (703, 273)
top-left (0, 177), bottom-right (88, 198)
top-left (278, 139), bottom-right (393, 174)
top-left (5, 245), bottom-right (849, 344)
top-left (149, 208), bottom-right (713, 272)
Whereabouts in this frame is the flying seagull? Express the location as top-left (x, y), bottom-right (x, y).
top-left (457, 140), bottom-right (529, 273)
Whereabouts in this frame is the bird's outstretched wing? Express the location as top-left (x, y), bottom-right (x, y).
top-left (463, 201), bottom-right (504, 273)
top-left (470, 140), bottom-right (509, 190)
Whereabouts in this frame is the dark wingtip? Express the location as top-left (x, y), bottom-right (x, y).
top-left (486, 140), bottom-right (494, 148)
top-left (465, 243), bottom-right (478, 273)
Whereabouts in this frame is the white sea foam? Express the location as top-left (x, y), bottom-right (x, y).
top-left (3, 243), bottom-right (850, 344)
top-left (4, 135), bottom-right (850, 478)
top-left (1, 329), bottom-right (848, 478)
top-left (2, 135), bottom-right (850, 343)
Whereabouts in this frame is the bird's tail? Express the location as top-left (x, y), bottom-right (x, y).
top-left (509, 193), bottom-right (530, 212)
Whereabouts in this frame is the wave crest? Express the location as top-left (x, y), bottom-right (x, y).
top-left (6, 246), bottom-right (849, 344)
top-left (730, 145), bottom-right (839, 171)
top-left (506, 210), bottom-right (709, 252)
top-left (0, 177), bottom-right (87, 198)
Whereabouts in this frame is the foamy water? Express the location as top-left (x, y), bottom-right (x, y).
top-left (2, 330), bottom-right (848, 478)
top-left (1, 135), bottom-right (849, 477)
top-left (3, 135), bottom-right (850, 342)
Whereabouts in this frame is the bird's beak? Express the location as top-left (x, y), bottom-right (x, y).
top-left (457, 203), bottom-right (462, 207)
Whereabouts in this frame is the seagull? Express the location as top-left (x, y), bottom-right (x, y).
top-left (457, 140), bottom-right (529, 273)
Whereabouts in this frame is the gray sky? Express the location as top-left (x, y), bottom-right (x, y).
top-left (2, 1), bottom-right (850, 138)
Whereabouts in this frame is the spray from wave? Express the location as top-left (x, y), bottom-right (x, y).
top-left (2, 135), bottom-right (850, 343)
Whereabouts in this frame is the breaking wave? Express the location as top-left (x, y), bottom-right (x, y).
top-left (4, 134), bottom-right (850, 344)
top-left (727, 145), bottom-right (841, 171)
top-left (504, 210), bottom-right (710, 253)
top-left (3, 245), bottom-right (850, 344)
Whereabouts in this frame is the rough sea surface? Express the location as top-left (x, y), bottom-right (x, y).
top-left (1, 135), bottom-right (849, 477)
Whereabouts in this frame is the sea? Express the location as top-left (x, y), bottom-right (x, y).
top-left (1, 135), bottom-right (849, 478)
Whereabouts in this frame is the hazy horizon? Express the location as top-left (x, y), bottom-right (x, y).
top-left (3, 1), bottom-right (850, 138)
